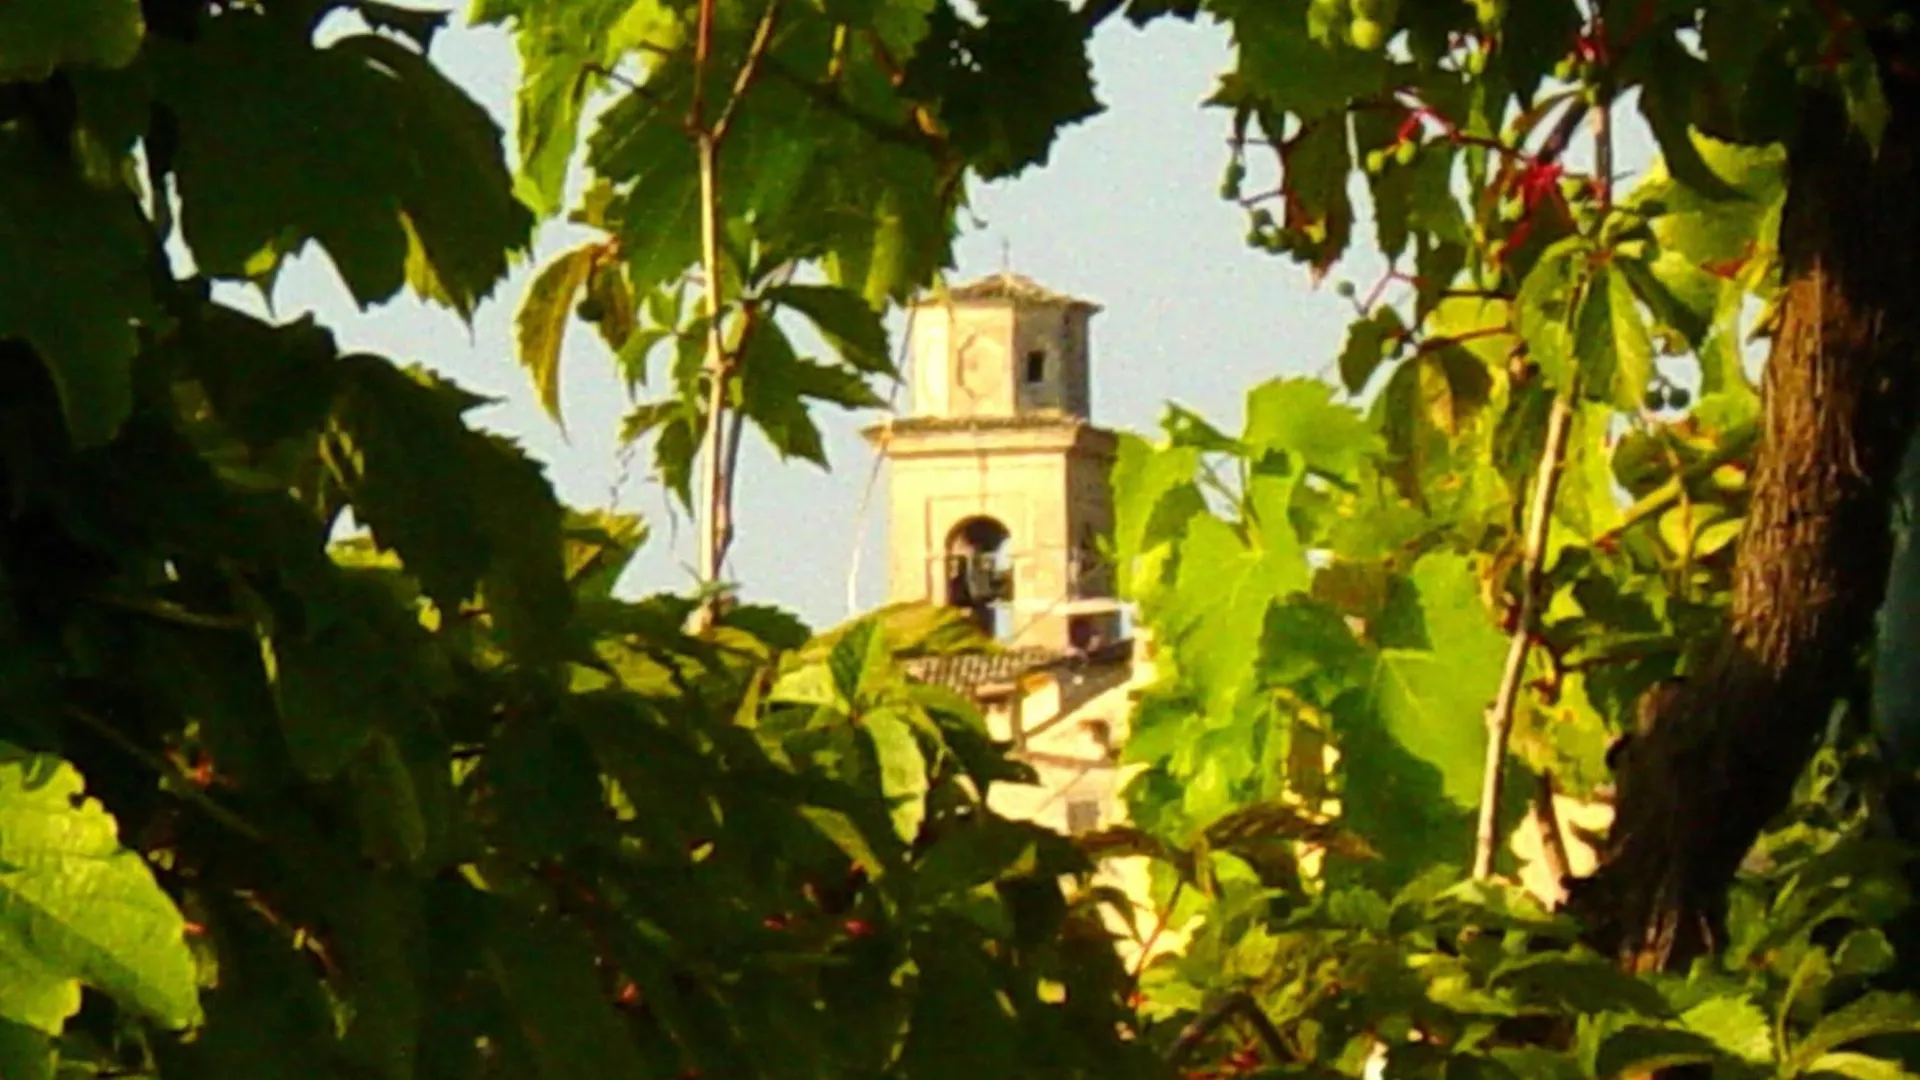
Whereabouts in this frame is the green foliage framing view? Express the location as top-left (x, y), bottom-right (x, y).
top-left (3, 0), bottom-right (1920, 1079)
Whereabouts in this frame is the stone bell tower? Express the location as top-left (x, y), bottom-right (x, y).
top-left (863, 272), bottom-right (1124, 654)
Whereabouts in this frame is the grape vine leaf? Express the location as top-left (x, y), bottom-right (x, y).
top-left (768, 284), bottom-right (895, 375)
top-left (900, 0), bottom-right (1102, 180)
top-left (864, 708), bottom-right (930, 843)
top-left (1159, 472), bottom-right (1309, 717)
top-left (0, 1020), bottom-right (52, 1080)
top-left (1110, 435), bottom-right (1205, 601)
top-left (0, 131), bottom-right (158, 447)
top-left (157, 17), bottom-right (529, 309)
top-left (1335, 553), bottom-right (1511, 882)
top-left (516, 243), bottom-right (597, 427)
top-left (0, 0), bottom-right (144, 82)
top-left (483, 900), bottom-right (649, 1079)
top-left (0, 744), bottom-right (201, 1034)
top-left (1244, 377), bottom-right (1381, 477)
top-left (1575, 264), bottom-right (1655, 411)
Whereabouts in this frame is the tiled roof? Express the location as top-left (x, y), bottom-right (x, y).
top-left (904, 646), bottom-right (1065, 694)
top-left (904, 638), bottom-right (1136, 696)
top-left (928, 271), bottom-right (1101, 312)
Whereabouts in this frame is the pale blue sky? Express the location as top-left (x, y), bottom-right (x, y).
top-left (232, 13), bottom-right (1654, 628)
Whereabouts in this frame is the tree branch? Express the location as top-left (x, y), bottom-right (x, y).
top-left (1475, 390), bottom-right (1575, 879)
top-left (1166, 991), bottom-right (1288, 1068)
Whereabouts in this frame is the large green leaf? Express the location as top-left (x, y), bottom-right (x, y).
top-left (1335, 553), bottom-right (1511, 883)
top-left (899, 0), bottom-right (1101, 180)
top-left (1792, 993), bottom-right (1920, 1069)
top-left (1110, 435), bottom-right (1205, 602)
top-left (0, 131), bottom-right (158, 446)
top-left (0, 744), bottom-right (200, 1033)
top-left (1243, 377), bottom-right (1380, 478)
top-left (329, 360), bottom-right (571, 659)
top-left (1159, 472), bottom-right (1310, 718)
top-left (768, 283), bottom-right (895, 376)
top-left (484, 901), bottom-right (649, 1079)
top-left (0, 0), bottom-right (143, 82)
top-left (158, 17), bottom-right (529, 308)
top-left (1575, 264), bottom-right (1655, 411)
top-left (863, 708), bottom-right (930, 843)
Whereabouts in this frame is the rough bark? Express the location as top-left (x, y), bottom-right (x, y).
top-left (1568, 62), bottom-right (1920, 972)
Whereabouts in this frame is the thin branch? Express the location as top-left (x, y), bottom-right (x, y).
top-left (1531, 770), bottom-right (1575, 905)
top-left (711, 0), bottom-right (782, 145)
top-left (86, 592), bottom-right (254, 632)
top-left (1128, 878), bottom-right (1185, 991)
top-left (1474, 391), bottom-right (1575, 879)
top-left (761, 59), bottom-right (939, 152)
top-left (1166, 991), bottom-right (1288, 1068)
top-left (65, 705), bottom-right (267, 843)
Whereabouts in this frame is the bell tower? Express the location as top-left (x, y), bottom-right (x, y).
top-left (864, 272), bottom-right (1123, 653)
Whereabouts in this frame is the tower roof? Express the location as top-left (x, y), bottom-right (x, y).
top-left (922, 271), bottom-right (1102, 313)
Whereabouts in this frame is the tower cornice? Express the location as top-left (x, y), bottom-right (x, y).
top-left (861, 414), bottom-right (1118, 460)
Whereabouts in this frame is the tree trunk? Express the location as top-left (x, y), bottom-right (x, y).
top-left (1568, 62), bottom-right (1920, 972)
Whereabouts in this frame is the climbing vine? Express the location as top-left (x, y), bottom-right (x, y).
top-left (6, 0), bottom-right (1920, 1078)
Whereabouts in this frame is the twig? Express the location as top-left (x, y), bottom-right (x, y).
top-left (1474, 391), bottom-right (1575, 879)
top-left (761, 59), bottom-right (938, 152)
top-left (1166, 991), bottom-right (1288, 1067)
top-left (86, 592), bottom-right (254, 632)
top-left (1127, 878), bottom-right (1186, 991)
top-left (65, 705), bottom-right (267, 843)
top-left (1531, 770), bottom-right (1575, 905)
top-left (711, 0), bottom-right (782, 144)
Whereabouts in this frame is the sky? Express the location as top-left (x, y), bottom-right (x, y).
top-left (230, 9), bottom-right (1655, 629)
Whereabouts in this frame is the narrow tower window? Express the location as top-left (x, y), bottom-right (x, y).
top-left (1024, 350), bottom-right (1046, 384)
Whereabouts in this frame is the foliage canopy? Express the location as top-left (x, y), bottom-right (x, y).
top-left (4, 0), bottom-right (1920, 1077)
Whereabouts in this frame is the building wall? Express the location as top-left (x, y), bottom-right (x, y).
top-left (884, 449), bottom-right (1070, 614)
top-left (1011, 304), bottom-right (1093, 417)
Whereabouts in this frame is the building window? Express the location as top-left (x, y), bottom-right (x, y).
top-left (1024, 349), bottom-right (1046, 384)
top-left (1065, 798), bottom-right (1101, 836)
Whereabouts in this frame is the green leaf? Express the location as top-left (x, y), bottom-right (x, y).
top-left (1683, 993), bottom-right (1774, 1065)
top-left (1243, 377), bottom-right (1380, 478)
top-left (158, 18), bottom-right (529, 307)
top-left (1839, 55), bottom-right (1890, 158)
top-left (267, 570), bottom-right (436, 780)
top-left (1793, 993), bottom-right (1920, 1068)
top-left (1798, 1052), bottom-right (1916, 1079)
top-left (829, 618), bottom-right (888, 706)
top-left (1337, 554), bottom-right (1512, 883)
top-left (0, 131), bottom-right (158, 447)
top-left (1635, 37), bottom-right (1746, 202)
top-left (1515, 238), bottom-right (1582, 393)
top-left (330, 361), bottom-right (571, 659)
top-left (1210, 0), bottom-right (1390, 120)
top-left (0, 1020), bottom-right (52, 1080)
top-left (863, 709), bottom-right (929, 843)
top-left (0, 744), bottom-right (200, 1033)
top-left (1574, 264), bottom-right (1655, 411)
top-left (1337, 307), bottom-right (1407, 395)
top-left (0, 0), bottom-right (144, 81)
top-left (1160, 483), bottom-right (1309, 718)
top-left (768, 283), bottom-right (895, 375)
top-left (899, 0), bottom-right (1102, 179)
top-left (484, 900), bottom-right (649, 1079)
top-left (1110, 435), bottom-right (1206, 601)
top-left (494, 0), bottom-right (681, 217)
top-left (1593, 1027), bottom-right (1728, 1079)
top-left (1491, 953), bottom-right (1673, 1019)
top-left (516, 244), bottom-right (598, 427)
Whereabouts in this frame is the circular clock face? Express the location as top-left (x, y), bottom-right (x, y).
top-left (956, 334), bottom-right (1005, 401)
